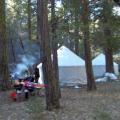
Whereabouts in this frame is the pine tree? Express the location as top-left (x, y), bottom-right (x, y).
top-left (0, 0), bottom-right (9, 90)
top-left (28, 0), bottom-right (32, 41)
top-left (51, 0), bottom-right (61, 98)
top-left (37, 0), bottom-right (60, 110)
top-left (81, 0), bottom-right (96, 90)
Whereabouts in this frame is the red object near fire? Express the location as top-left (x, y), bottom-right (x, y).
top-left (10, 91), bottom-right (17, 101)
top-left (34, 84), bottom-right (47, 88)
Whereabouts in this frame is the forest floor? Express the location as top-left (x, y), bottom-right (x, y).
top-left (1, 81), bottom-right (120, 120)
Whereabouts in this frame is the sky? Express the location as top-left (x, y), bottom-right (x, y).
top-left (56, 1), bottom-right (62, 8)
top-left (7, 0), bottom-right (120, 16)
top-left (56, 1), bottom-right (120, 16)
top-left (113, 6), bottom-right (120, 16)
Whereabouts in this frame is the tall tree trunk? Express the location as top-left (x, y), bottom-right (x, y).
top-left (28, 0), bottom-right (32, 41)
top-left (0, 0), bottom-right (9, 90)
top-left (37, 0), bottom-right (60, 110)
top-left (74, 0), bottom-right (80, 55)
top-left (81, 0), bottom-right (96, 90)
top-left (105, 46), bottom-right (114, 73)
top-left (102, 0), bottom-right (114, 73)
top-left (51, 0), bottom-right (61, 98)
top-left (10, 37), bottom-right (16, 63)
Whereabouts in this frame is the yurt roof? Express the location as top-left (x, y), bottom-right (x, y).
top-left (57, 46), bottom-right (85, 66)
top-left (92, 53), bottom-right (118, 65)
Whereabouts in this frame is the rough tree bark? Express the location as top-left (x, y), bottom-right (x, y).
top-left (74, 0), bottom-right (80, 55)
top-left (28, 0), bottom-right (32, 41)
top-left (81, 0), bottom-right (96, 90)
top-left (102, 0), bottom-right (114, 73)
top-left (10, 37), bottom-right (16, 63)
top-left (51, 0), bottom-right (61, 98)
top-left (37, 0), bottom-right (60, 110)
top-left (0, 0), bottom-right (9, 90)
top-left (105, 45), bottom-right (114, 73)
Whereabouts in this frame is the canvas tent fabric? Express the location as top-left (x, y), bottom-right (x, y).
top-left (92, 53), bottom-right (119, 77)
top-left (37, 63), bottom-right (44, 84)
top-left (37, 46), bottom-right (87, 86)
top-left (57, 46), bottom-right (87, 85)
top-left (57, 46), bottom-right (85, 66)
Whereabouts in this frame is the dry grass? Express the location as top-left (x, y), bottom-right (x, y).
top-left (40, 81), bottom-right (120, 120)
top-left (1, 81), bottom-right (120, 120)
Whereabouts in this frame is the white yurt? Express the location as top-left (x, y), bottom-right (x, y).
top-left (92, 53), bottom-right (119, 77)
top-left (37, 46), bottom-right (87, 86)
top-left (57, 46), bottom-right (87, 85)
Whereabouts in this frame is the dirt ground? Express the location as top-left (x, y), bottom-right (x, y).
top-left (1, 81), bottom-right (120, 120)
top-left (0, 91), bottom-right (30, 120)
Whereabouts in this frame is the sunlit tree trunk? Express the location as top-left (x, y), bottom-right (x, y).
top-left (37, 0), bottom-right (60, 110)
top-left (0, 0), bottom-right (9, 90)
